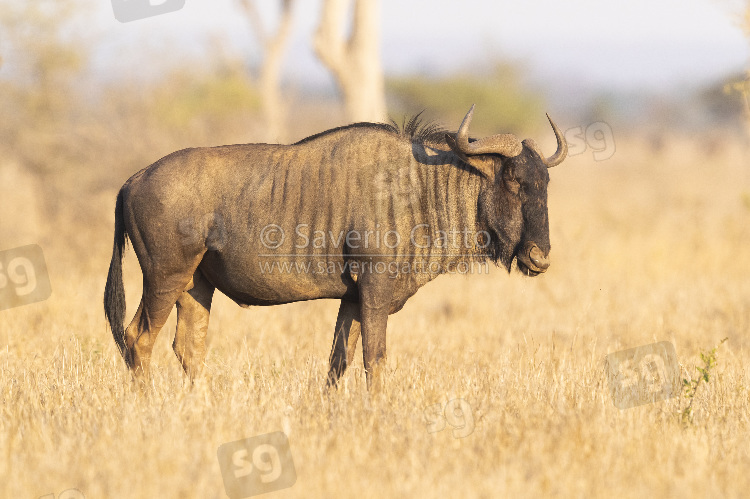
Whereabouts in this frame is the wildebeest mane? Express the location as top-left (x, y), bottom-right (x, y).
top-left (294, 112), bottom-right (447, 146)
top-left (390, 111), bottom-right (447, 144)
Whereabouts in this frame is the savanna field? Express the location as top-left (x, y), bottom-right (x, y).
top-left (0, 126), bottom-right (749, 498)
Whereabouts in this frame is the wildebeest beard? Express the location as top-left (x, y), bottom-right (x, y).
top-left (476, 177), bottom-right (523, 272)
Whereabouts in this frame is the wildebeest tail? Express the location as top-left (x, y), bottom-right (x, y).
top-left (104, 189), bottom-right (128, 356)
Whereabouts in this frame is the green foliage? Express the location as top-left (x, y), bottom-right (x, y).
top-left (0, 1), bottom-right (89, 119)
top-left (152, 67), bottom-right (261, 128)
top-left (0, 0), bottom-right (93, 176)
top-left (681, 337), bottom-right (728, 424)
top-left (386, 63), bottom-right (545, 134)
top-left (708, 73), bottom-right (750, 122)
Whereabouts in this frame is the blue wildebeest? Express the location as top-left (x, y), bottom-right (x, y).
top-left (104, 105), bottom-right (567, 388)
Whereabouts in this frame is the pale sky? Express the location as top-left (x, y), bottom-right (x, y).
top-left (93, 0), bottom-right (748, 92)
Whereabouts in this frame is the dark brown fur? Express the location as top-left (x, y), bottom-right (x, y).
top-left (104, 113), bottom-right (560, 388)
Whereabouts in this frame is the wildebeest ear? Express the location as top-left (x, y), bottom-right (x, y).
top-left (445, 133), bottom-right (497, 181)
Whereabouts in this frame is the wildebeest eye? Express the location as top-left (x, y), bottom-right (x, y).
top-left (503, 168), bottom-right (521, 194)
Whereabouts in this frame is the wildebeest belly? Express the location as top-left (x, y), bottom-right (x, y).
top-left (197, 248), bottom-right (357, 306)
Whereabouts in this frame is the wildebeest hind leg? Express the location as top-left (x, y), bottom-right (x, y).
top-left (124, 272), bottom-right (197, 382)
top-left (326, 299), bottom-right (361, 388)
top-left (173, 268), bottom-right (215, 380)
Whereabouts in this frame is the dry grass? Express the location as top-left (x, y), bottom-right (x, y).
top-left (1, 132), bottom-right (749, 498)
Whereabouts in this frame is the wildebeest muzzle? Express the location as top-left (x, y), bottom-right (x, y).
top-left (516, 241), bottom-right (550, 276)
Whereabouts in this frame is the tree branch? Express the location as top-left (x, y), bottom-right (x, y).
top-left (314, 0), bottom-right (349, 73)
top-left (237, 0), bottom-right (268, 47)
top-left (236, 0), bottom-right (297, 142)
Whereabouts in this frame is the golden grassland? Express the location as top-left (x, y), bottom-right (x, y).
top-left (0, 132), bottom-right (749, 498)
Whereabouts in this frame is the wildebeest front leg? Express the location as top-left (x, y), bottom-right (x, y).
top-left (326, 299), bottom-right (362, 388)
top-left (358, 268), bottom-right (393, 391)
top-left (173, 268), bottom-right (215, 380)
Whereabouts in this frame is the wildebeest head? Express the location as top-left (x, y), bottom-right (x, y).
top-left (445, 105), bottom-right (567, 276)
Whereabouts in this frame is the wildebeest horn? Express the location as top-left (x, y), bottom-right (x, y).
top-left (453, 104), bottom-right (523, 157)
top-left (540, 113), bottom-right (567, 168)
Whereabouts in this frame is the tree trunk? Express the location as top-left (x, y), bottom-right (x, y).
top-left (314, 0), bottom-right (387, 123)
top-left (238, 0), bottom-right (296, 142)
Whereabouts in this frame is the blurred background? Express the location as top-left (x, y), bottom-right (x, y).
top-left (0, 1), bottom-right (748, 232)
top-left (2, 3), bottom-right (750, 497)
